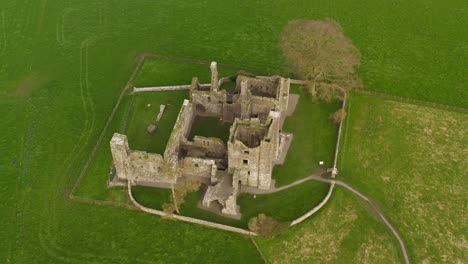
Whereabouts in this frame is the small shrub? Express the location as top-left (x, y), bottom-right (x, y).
top-left (164, 181), bottom-right (201, 215)
top-left (248, 214), bottom-right (289, 237)
top-left (162, 202), bottom-right (176, 217)
top-left (331, 108), bottom-right (346, 124)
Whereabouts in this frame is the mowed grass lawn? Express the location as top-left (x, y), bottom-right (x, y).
top-left (273, 86), bottom-right (340, 186)
top-left (256, 188), bottom-right (403, 264)
top-left (126, 91), bottom-right (189, 154)
top-left (132, 180), bottom-right (330, 229)
top-left (188, 116), bottom-right (231, 143)
top-left (339, 94), bottom-right (467, 263)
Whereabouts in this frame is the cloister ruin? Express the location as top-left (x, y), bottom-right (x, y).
top-left (110, 62), bottom-right (294, 217)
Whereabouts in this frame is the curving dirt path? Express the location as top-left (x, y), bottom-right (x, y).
top-left (243, 172), bottom-right (410, 264)
top-left (308, 176), bottom-right (410, 264)
top-left (240, 171), bottom-right (326, 194)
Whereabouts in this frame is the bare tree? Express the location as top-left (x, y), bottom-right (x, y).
top-left (280, 19), bottom-right (361, 99)
top-left (331, 108), bottom-right (347, 124)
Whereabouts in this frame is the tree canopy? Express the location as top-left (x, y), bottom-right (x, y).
top-left (280, 19), bottom-right (362, 99)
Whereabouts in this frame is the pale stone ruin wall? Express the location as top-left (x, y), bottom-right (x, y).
top-left (110, 134), bottom-right (175, 185)
top-left (179, 157), bottom-right (217, 181)
top-left (110, 61), bottom-right (292, 217)
top-left (180, 136), bottom-right (227, 171)
top-left (227, 112), bottom-right (281, 190)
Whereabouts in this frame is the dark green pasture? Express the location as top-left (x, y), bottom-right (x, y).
top-left (2, 0), bottom-right (465, 262)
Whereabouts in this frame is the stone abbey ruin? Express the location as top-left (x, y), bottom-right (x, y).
top-left (110, 62), bottom-right (295, 217)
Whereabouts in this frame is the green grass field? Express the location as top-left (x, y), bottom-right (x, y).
top-left (132, 180), bottom-right (330, 229)
top-left (126, 91), bottom-right (189, 154)
top-left (256, 188), bottom-right (403, 263)
top-left (273, 86), bottom-right (340, 186)
top-left (2, 0), bottom-right (466, 262)
top-left (339, 94), bottom-right (467, 263)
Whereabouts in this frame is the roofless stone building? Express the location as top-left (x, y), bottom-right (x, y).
top-left (110, 62), bottom-right (293, 216)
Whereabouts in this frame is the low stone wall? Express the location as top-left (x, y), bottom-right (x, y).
top-left (290, 182), bottom-right (335, 226)
top-left (133, 84), bottom-right (210, 93)
top-left (127, 182), bottom-right (256, 236)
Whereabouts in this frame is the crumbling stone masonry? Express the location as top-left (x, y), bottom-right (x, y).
top-left (110, 62), bottom-right (291, 216)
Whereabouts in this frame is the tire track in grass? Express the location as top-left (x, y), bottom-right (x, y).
top-left (55, 8), bottom-right (75, 46)
top-left (38, 52), bottom-right (144, 263)
top-left (38, 36), bottom-right (101, 263)
top-left (0, 11), bottom-right (6, 55)
top-left (69, 53), bottom-right (145, 196)
top-left (11, 1), bottom-right (43, 260)
top-left (60, 36), bottom-right (98, 191)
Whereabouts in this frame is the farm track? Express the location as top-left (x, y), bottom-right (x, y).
top-left (308, 176), bottom-right (410, 264)
top-left (250, 236), bottom-right (268, 264)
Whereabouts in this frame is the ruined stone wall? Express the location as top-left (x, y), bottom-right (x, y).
top-left (128, 150), bottom-right (173, 184)
top-left (226, 112), bottom-right (281, 190)
top-left (221, 103), bottom-right (240, 123)
top-left (210, 62), bottom-right (219, 91)
top-left (111, 64), bottom-right (291, 201)
top-left (110, 133), bottom-right (131, 181)
top-left (250, 96), bottom-right (278, 118)
top-left (184, 136), bottom-right (226, 158)
top-left (228, 139), bottom-right (261, 187)
top-left (278, 78), bottom-right (290, 113)
top-left (235, 125), bottom-right (267, 148)
top-left (164, 100), bottom-right (194, 159)
top-left (191, 90), bottom-right (226, 117)
top-left (179, 157), bottom-right (216, 179)
top-left (162, 99), bottom-right (195, 181)
top-left (237, 75), bottom-right (278, 98)
top-left (110, 133), bottom-right (176, 185)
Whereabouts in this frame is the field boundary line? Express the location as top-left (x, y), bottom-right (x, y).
top-left (70, 195), bottom-right (137, 210)
top-left (69, 53), bottom-right (146, 197)
top-left (250, 236), bottom-right (268, 264)
top-left (354, 89), bottom-right (468, 113)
